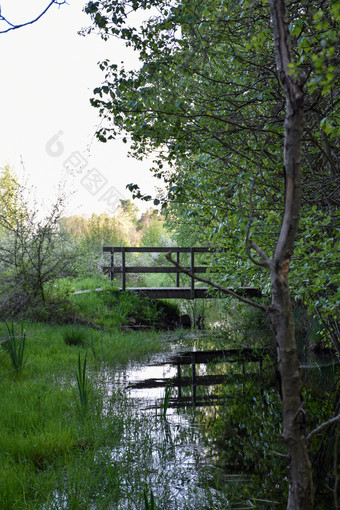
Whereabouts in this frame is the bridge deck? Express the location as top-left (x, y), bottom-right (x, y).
top-left (126, 286), bottom-right (261, 299)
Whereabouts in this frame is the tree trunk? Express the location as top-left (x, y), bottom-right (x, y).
top-left (269, 0), bottom-right (314, 507)
top-left (271, 270), bottom-right (314, 509)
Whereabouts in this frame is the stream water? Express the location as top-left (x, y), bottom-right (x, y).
top-left (92, 344), bottom-right (258, 509)
top-left (90, 339), bottom-right (338, 509)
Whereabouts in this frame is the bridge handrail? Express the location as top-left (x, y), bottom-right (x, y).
top-left (102, 247), bottom-right (224, 253)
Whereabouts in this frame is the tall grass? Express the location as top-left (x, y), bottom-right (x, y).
top-left (61, 325), bottom-right (86, 346)
top-left (0, 316), bottom-right (169, 509)
top-left (90, 334), bottom-right (103, 364)
top-left (0, 276), bottom-right (200, 509)
top-left (160, 382), bottom-right (172, 420)
top-left (143, 487), bottom-right (156, 510)
top-left (2, 322), bottom-right (27, 371)
top-left (76, 353), bottom-right (88, 409)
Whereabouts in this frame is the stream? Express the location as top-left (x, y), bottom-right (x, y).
top-left (93, 343), bottom-right (261, 509)
top-left (91, 337), bottom-right (338, 509)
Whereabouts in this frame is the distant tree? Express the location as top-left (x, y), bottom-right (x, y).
top-left (115, 200), bottom-right (141, 245)
top-left (59, 214), bottom-right (88, 239)
top-left (0, 182), bottom-right (81, 320)
top-left (0, 165), bottom-right (21, 227)
top-left (118, 199), bottom-right (139, 222)
top-left (0, 1), bottom-right (68, 34)
top-left (138, 209), bottom-right (169, 247)
top-left (59, 213), bottom-right (125, 274)
top-left (60, 213), bottom-right (126, 248)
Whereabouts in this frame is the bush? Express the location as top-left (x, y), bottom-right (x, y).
top-left (0, 185), bottom-right (83, 322)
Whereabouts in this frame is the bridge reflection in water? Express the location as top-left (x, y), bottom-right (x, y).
top-left (128, 348), bottom-right (274, 408)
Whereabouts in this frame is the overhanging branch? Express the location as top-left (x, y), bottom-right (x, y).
top-left (165, 252), bottom-right (270, 312)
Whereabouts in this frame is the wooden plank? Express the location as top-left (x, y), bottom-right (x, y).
top-left (74, 286), bottom-right (262, 299)
top-left (102, 266), bottom-right (209, 274)
top-left (166, 395), bottom-right (229, 408)
top-left (124, 287), bottom-right (213, 299)
top-left (130, 373), bottom-right (262, 389)
top-left (123, 287), bottom-right (262, 299)
top-left (103, 246), bottom-right (227, 253)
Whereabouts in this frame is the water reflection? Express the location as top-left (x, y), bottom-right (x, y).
top-left (95, 357), bottom-right (234, 509)
top-left (93, 344), bottom-right (278, 508)
top-left (92, 345), bottom-right (339, 509)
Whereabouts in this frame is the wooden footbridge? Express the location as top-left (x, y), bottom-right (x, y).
top-left (103, 247), bottom-right (261, 300)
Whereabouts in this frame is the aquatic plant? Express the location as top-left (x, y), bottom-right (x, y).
top-left (160, 382), bottom-right (172, 420)
top-left (143, 487), bottom-right (155, 510)
top-left (2, 322), bottom-right (27, 371)
top-left (76, 353), bottom-right (88, 409)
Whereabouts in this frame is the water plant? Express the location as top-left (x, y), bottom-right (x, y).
top-left (160, 382), bottom-right (172, 420)
top-left (143, 487), bottom-right (155, 510)
top-left (2, 322), bottom-right (27, 371)
top-left (76, 353), bottom-right (88, 409)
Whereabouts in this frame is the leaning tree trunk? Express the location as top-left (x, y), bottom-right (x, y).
top-left (269, 1), bottom-right (314, 508)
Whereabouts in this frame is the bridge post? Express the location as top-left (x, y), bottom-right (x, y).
top-left (121, 247), bottom-right (126, 291)
top-left (176, 251), bottom-right (180, 287)
top-left (110, 248), bottom-right (114, 281)
top-left (190, 248), bottom-right (195, 299)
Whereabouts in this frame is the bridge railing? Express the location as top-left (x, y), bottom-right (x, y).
top-left (102, 247), bottom-right (221, 299)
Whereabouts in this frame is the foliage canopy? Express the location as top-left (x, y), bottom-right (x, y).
top-left (85, 0), bottom-right (339, 344)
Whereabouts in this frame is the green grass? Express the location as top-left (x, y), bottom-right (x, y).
top-left (0, 307), bottom-right (168, 509)
top-left (0, 275), bottom-right (335, 509)
top-left (76, 352), bottom-right (89, 409)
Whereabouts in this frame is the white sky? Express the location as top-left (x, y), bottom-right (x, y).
top-left (0, 0), bottom-right (161, 216)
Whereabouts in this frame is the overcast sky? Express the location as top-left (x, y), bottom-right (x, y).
top-left (0, 1), bottom-right (161, 216)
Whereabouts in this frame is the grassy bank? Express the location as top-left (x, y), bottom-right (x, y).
top-left (0, 321), bottom-right (172, 509)
top-left (0, 277), bottom-right (175, 509)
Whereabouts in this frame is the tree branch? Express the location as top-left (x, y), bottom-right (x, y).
top-left (250, 240), bottom-right (272, 267)
top-left (306, 414), bottom-right (340, 443)
top-left (0, 1), bottom-right (68, 34)
top-left (165, 252), bottom-right (270, 312)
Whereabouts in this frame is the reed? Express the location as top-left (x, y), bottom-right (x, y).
top-left (76, 353), bottom-right (88, 409)
top-left (143, 487), bottom-right (155, 510)
top-left (2, 322), bottom-right (27, 371)
top-left (160, 382), bottom-right (172, 420)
